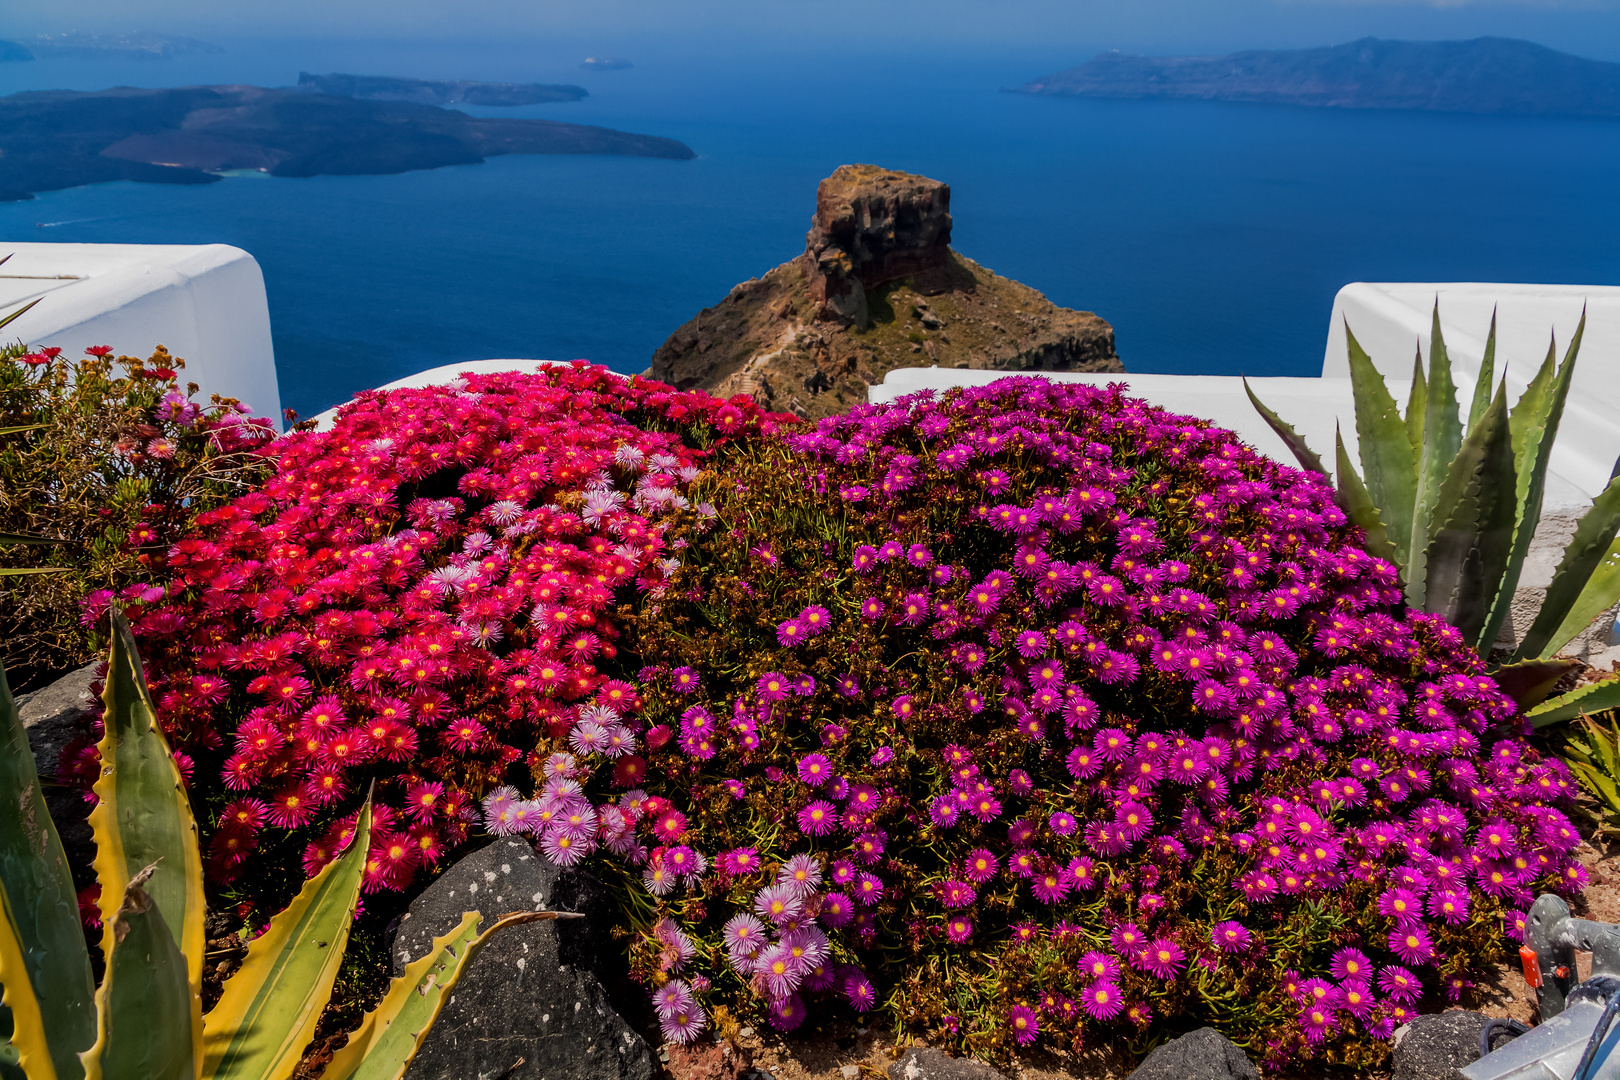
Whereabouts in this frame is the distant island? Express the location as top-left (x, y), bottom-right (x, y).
top-left (1014, 36), bottom-right (1620, 117)
top-left (0, 85), bottom-right (695, 202)
top-left (297, 72), bottom-right (588, 107)
top-left (1, 32), bottom-right (222, 61)
top-left (581, 57), bottom-right (632, 71)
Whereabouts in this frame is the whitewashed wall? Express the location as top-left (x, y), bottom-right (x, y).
top-left (0, 243), bottom-right (282, 429)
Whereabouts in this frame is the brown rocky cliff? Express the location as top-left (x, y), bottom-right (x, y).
top-left (648, 164), bottom-right (1123, 419)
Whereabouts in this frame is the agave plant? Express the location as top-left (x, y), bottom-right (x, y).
top-left (1248, 305), bottom-right (1620, 726)
top-left (0, 612), bottom-right (571, 1080)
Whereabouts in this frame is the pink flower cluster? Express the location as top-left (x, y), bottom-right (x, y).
top-left (525, 377), bottom-right (1581, 1064)
top-left (103, 363), bottom-right (774, 894)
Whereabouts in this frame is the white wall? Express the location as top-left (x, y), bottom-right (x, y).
top-left (0, 243), bottom-right (282, 429)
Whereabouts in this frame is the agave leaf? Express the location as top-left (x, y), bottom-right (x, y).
top-left (0, 299), bottom-right (41, 333)
top-left (1334, 427), bottom-right (1396, 562)
top-left (1466, 308), bottom-right (1498, 435)
top-left (1481, 313), bottom-right (1587, 656)
top-left (1423, 383), bottom-right (1517, 648)
top-left (88, 612), bottom-right (205, 1067)
top-left (1492, 658), bottom-right (1581, 712)
top-left (0, 567), bottom-right (73, 576)
top-left (319, 909), bottom-right (579, 1080)
top-left (79, 867), bottom-right (194, 1080)
top-left (0, 533), bottom-right (66, 545)
top-left (201, 796), bottom-right (373, 1080)
top-left (1533, 534), bottom-right (1620, 665)
top-left (1529, 677), bottom-right (1620, 728)
top-left (1, 886), bottom-right (62, 1080)
top-left (1413, 303), bottom-right (1465, 606)
top-left (0, 424), bottom-right (47, 437)
top-left (1518, 468), bottom-right (1620, 661)
top-left (1404, 348), bottom-right (1428, 457)
top-left (0, 661), bottom-right (95, 1080)
top-left (1242, 378), bottom-right (1326, 475)
top-left (1567, 758), bottom-right (1620, 816)
top-left (1585, 713), bottom-right (1620, 781)
top-left (1345, 324), bottom-right (1420, 585)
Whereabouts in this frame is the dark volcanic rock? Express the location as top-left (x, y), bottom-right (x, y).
top-left (13, 662), bottom-right (99, 884)
top-left (1016, 36), bottom-right (1620, 118)
top-left (648, 164), bottom-right (1121, 420)
top-left (1126, 1027), bottom-right (1259, 1080)
top-left (393, 838), bottom-right (651, 1080)
top-left (0, 84), bottom-right (694, 202)
top-left (806, 165), bottom-right (954, 326)
top-left (887, 1047), bottom-right (1010, 1080)
top-left (1392, 1011), bottom-right (1489, 1080)
top-left (298, 72), bottom-right (588, 107)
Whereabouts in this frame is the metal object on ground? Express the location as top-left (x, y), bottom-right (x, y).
top-left (1462, 895), bottom-right (1620, 1080)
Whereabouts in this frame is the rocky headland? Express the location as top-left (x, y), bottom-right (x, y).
top-left (648, 164), bottom-right (1122, 419)
top-left (0, 84), bottom-right (694, 201)
top-left (297, 72), bottom-right (588, 107)
top-left (1016, 36), bottom-right (1620, 117)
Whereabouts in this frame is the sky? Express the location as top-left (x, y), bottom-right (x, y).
top-left (15, 0), bottom-right (1620, 61)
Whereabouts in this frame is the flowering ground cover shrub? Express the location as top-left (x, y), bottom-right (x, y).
top-left (0, 341), bottom-right (274, 690)
top-left (518, 377), bottom-right (1582, 1070)
top-left (89, 363), bottom-right (777, 906)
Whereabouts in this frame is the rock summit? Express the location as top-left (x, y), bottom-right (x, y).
top-left (648, 164), bottom-right (1122, 419)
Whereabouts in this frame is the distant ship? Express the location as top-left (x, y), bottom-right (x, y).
top-left (580, 57), bottom-right (632, 71)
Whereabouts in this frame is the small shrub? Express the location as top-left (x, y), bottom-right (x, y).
top-left (0, 341), bottom-right (275, 690)
top-left (523, 378), bottom-right (1580, 1070)
top-left (104, 363), bottom-right (777, 902)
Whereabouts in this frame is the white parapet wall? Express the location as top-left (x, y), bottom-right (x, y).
top-left (0, 242), bottom-right (282, 429)
top-left (305, 359), bottom-right (566, 430)
top-left (871, 281), bottom-right (1620, 661)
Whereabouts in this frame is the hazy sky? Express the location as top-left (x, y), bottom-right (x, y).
top-left (17, 0), bottom-right (1620, 60)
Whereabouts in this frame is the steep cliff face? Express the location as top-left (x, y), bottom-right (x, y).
top-left (648, 164), bottom-right (1122, 419)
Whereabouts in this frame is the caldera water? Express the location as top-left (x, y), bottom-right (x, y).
top-left (3, 36), bottom-right (1620, 418)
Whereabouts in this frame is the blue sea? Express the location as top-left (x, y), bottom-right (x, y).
top-left (4, 36), bottom-right (1620, 419)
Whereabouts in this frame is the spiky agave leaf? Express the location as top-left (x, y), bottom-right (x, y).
top-left (1333, 427), bottom-right (1396, 563)
top-left (1409, 303), bottom-right (1465, 610)
top-left (1492, 658), bottom-right (1581, 712)
top-left (318, 909), bottom-right (580, 1080)
top-left (1528, 676), bottom-right (1620, 728)
top-left (1404, 347), bottom-right (1427, 459)
top-left (79, 866), bottom-right (193, 1080)
top-left (0, 658), bottom-right (95, 1080)
top-left (1242, 378), bottom-right (1326, 476)
top-left (88, 612), bottom-right (206, 1068)
top-left (1345, 324), bottom-right (1419, 584)
top-left (200, 796), bottom-right (373, 1080)
top-left (1422, 382), bottom-right (1517, 648)
top-left (1515, 457), bottom-right (1620, 662)
top-left (1465, 308), bottom-right (1498, 436)
top-left (1479, 312), bottom-right (1586, 656)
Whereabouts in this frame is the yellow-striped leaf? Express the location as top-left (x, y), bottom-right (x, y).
top-left (0, 658), bottom-right (95, 1080)
top-left (88, 611), bottom-right (206, 1070)
top-left (201, 798), bottom-right (372, 1080)
top-left (80, 868), bottom-right (193, 1080)
top-left (320, 910), bottom-right (577, 1080)
top-left (0, 884), bottom-right (60, 1080)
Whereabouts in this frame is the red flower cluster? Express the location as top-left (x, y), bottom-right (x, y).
top-left (89, 363), bottom-right (776, 892)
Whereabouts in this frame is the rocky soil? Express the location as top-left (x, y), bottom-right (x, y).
top-left (647, 165), bottom-right (1122, 420)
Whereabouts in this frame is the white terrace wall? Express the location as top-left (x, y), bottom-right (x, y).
top-left (0, 242), bottom-right (282, 429)
top-left (872, 283), bottom-right (1620, 661)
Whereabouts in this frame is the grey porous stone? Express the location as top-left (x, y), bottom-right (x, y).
top-left (394, 838), bottom-right (652, 1080)
top-left (13, 663), bottom-right (99, 884)
top-left (887, 1047), bottom-right (1010, 1080)
top-left (1392, 1012), bottom-right (1490, 1080)
top-left (1127, 1027), bottom-right (1260, 1080)
top-left (14, 662), bottom-right (97, 776)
